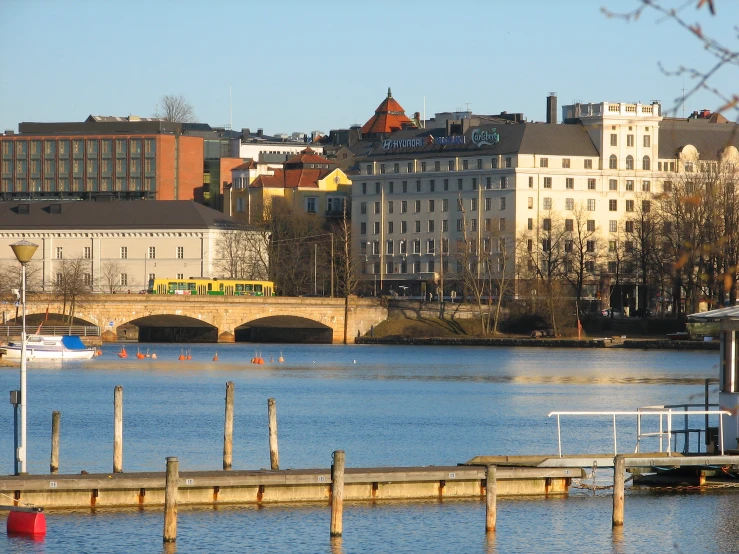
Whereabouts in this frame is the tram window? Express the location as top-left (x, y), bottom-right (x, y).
top-left (168, 282), bottom-right (176, 292)
top-left (245, 284), bottom-right (253, 292)
top-left (188, 283), bottom-right (196, 291)
top-left (219, 283), bottom-right (224, 291)
top-left (255, 284), bottom-right (263, 294)
top-left (208, 283), bottom-right (212, 291)
top-left (236, 284), bottom-right (244, 292)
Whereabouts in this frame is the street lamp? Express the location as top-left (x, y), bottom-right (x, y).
top-left (10, 239), bottom-right (38, 475)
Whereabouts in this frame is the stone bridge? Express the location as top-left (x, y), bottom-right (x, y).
top-left (10, 295), bottom-right (387, 343)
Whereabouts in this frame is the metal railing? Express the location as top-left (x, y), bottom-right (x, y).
top-left (548, 409), bottom-right (730, 458)
top-left (0, 326), bottom-right (100, 337)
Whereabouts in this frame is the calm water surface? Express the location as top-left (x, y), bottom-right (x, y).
top-left (1, 344), bottom-right (736, 553)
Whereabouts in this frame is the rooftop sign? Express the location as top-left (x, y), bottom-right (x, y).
top-left (471, 128), bottom-right (500, 147)
top-left (381, 135), bottom-right (466, 150)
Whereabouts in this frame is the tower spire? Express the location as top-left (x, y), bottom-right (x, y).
top-left (387, 87), bottom-right (392, 98)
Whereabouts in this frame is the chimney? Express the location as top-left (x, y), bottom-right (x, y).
top-left (241, 128), bottom-right (250, 138)
top-left (546, 93), bottom-right (557, 124)
top-left (257, 128), bottom-right (264, 138)
top-left (4, 130), bottom-right (14, 136)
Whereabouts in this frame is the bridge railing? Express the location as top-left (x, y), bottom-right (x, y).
top-left (0, 326), bottom-right (101, 337)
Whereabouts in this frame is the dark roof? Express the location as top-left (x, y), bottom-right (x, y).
top-left (0, 201), bottom-right (248, 231)
top-left (362, 123), bottom-right (598, 159)
top-left (658, 119), bottom-right (739, 161)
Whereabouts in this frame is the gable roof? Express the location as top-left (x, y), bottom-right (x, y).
top-left (285, 147), bottom-right (334, 166)
top-left (250, 167), bottom-right (335, 189)
top-left (0, 201), bottom-right (247, 230)
top-left (361, 88), bottom-right (417, 136)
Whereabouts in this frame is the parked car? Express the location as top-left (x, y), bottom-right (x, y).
top-left (601, 308), bottom-right (623, 317)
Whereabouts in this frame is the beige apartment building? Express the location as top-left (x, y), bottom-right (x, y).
top-left (0, 200), bottom-right (265, 293)
top-left (351, 98), bottom-right (739, 306)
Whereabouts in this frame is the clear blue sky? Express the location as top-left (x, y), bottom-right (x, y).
top-left (1, 0), bottom-right (737, 134)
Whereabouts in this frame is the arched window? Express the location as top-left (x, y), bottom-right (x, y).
top-left (642, 155), bottom-right (651, 170)
top-left (609, 155), bottom-right (617, 169)
top-left (625, 155), bottom-right (634, 170)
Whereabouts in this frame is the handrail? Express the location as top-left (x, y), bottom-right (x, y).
top-left (547, 410), bottom-right (730, 458)
top-left (0, 325), bottom-right (100, 337)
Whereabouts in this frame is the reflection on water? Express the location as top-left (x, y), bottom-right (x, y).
top-left (0, 344), bottom-right (730, 553)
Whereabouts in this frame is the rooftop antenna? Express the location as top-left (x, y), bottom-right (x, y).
top-left (465, 102), bottom-right (471, 113)
top-left (229, 86), bottom-right (233, 130)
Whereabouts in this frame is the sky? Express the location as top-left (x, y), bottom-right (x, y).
top-left (1, 0), bottom-right (737, 135)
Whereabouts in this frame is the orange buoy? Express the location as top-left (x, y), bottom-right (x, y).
top-left (213, 352), bottom-right (219, 361)
top-left (118, 347), bottom-right (127, 359)
top-left (96, 349), bottom-right (103, 356)
top-left (278, 356), bottom-right (284, 362)
top-left (186, 349), bottom-right (192, 361)
top-left (151, 352), bottom-right (157, 359)
top-left (257, 357), bottom-right (265, 365)
top-left (136, 348), bottom-right (145, 359)
top-left (178, 349), bottom-right (185, 361)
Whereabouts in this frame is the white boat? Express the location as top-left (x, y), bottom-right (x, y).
top-left (0, 335), bottom-right (96, 360)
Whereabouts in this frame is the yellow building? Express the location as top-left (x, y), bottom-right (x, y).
top-left (228, 148), bottom-right (351, 224)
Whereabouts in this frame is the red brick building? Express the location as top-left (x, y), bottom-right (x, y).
top-left (0, 116), bottom-right (205, 201)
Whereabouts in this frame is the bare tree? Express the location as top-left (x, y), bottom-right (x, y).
top-left (155, 94), bottom-right (196, 123)
top-left (563, 203), bottom-right (602, 318)
top-left (100, 260), bottom-right (125, 293)
top-left (0, 260), bottom-right (42, 294)
top-left (55, 257), bottom-right (92, 324)
top-left (331, 204), bottom-right (359, 343)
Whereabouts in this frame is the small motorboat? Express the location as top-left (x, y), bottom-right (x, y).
top-left (0, 335), bottom-right (97, 360)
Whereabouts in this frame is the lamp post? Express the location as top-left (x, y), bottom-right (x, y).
top-left (10, 239), bottom-right (38, 475)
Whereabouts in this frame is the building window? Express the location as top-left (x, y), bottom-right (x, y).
top-left (375, 182), bottom-right (381, 194)
top-left (528, 218), bottom-right (533, 231)
top-left (499, 218), bottom-right (506, 231)
top-left (587, 199), bottom-right (595, 211)
top-left (441, 199), bottom-right (448, 212)
top-left (416, 180), bottom-right (421, 192)
top-left (413, 239), bottom-right (421, 254)
top-left (149, 273), bottom-right (155, 283)
top-left (373, 201), bottom-right (380, 215)
top-left (491, 158), bottom-right (498, 169)
top-left (442, 220), bottom-right (448, 232)
top-left (456, 219), bottom-right (463, 232)
top-left (380, 164), bottom-right (386, 174)
top-left (443, 179), bottom-right (449, 191)
top-left (388, 221), bottom-right (394, 234)
top-left (642, 180), bottom-right (651, 192)
top-left (565, 198), bottom-right (574, 210)
top-left (360, 222), bottom-right (367, 235)
top-left (471, 198), bottom-right (478, 211)
top-left (543, 197), bottom-right (552, 210)
top-left (415, 220), bottom-right (421, 233)
top-left (421, 162), bottom-right (427, 172)
top-left (429, 180), bottom-right (435, 192)
top-left (56, 247), bottom-right (63, 259)
top-left (586, 240), bottom-right (596, 253)
top-left (609, 220), bottom-right (618, 233)
top-left (84, 273), bottom-right (92, 287)
top-left (625, 200), bottom-right (634, 212)
top-left (393, 163), bottom-right (399, 173)
top-left (407, 162), bottom-right (413, 173)
top-left (562, 158), bottom-right (570, 168)
top-left (610, 134), bottom-right (617, 146)
top-left (374, 222), bottom-right (380, 235)
top-left (499, 197), bottom-right (506, 210)
top-left (505, 157), bottom-right (512, 168)
top-left (609, 179), bottom-right (617, 191)
top-left (609, 155), bottom-right (617, 169)
top-left (433, 161), bottom-right (440, 172)
top-left (360, 202), bottom-right (367, 215)
top-left (148, 247), bottom-right (156, 259)
top-left (428, 220), bottom-right (434, 233)
top-left (584, 159), bottom-right (593, 169)
top-left (627, 135), bottom-right (634, 147)
top-left (386, 240), bottom-right (394, 255)
top-left (642, 156), bottom-right (651, 170)
top-left (120, 274), bottom-right (128, 286)
top-left (540, 158), bottom-right (548, 168)
top-left (543, 177), bottom-right (552, 188)
top-left (414, 200), bottom-right (421, 213)
top-left (543, 218), bottom-right (552, 231)
top-left (625, 221), bottom-right (634, 233)
top-left (82, 246), bottom-right (91, 259)
top-left (626, 180), bottom-right (634, 191)
top-left (462, 159), bottom-right (469, 170)
top-left (625, 155), bottom-right (634, 170)
top-left (563, 218), bottom-right (573, 232)
top-left (609, 199), bottom-right (617, 211)
top-left (528, 197), bottom-right (533, 209)
top-left (476, 159), bottom-right (482, 169)
top-left (500, 176), bottom-right (507, 189)
top-left (366, 164), bottom-right (373, 175)
top-left (566, 178), bottom-right (574, 189)
top-left (402, 181), bottom-right (408, 193)
top-left (388, 201), bottom-right (394, 214)
top-left (177, 246), bottom-right (184, 259)
top-left (644, 135), bottom-right (651, 147)
top-left (663, 180), bottom-right (672, 192)
top-left (642, 200), bottom-right (651, 212)
top-left (428, 199), bottom-right (435, 212)
top-left (120, 247), bottom-right (127, 259)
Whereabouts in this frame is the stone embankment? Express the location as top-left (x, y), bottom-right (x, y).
top-left (357, 337), bottom-right (719, 350)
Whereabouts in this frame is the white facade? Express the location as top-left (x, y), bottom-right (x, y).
top-left (232, 140), bottom-right (324, 164)
top-left (351, 101), bottom-right (737, 297)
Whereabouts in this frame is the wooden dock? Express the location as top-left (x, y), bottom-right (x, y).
top-left (0, 465), bottom-right (584, 509)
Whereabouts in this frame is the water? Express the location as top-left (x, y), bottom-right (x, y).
top-left (1, 344), bottom-right (736, 553)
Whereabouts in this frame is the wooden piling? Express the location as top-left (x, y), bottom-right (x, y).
top-left (612, 455), bottom-right (625, 527)
top-left (485, 465), bottom-right (497, 533)
top-left (50, 411), bottom-right (60, 474)
top-left (330, 450), bottom-right (345, 537)
top-left (163, 456), bottom-right (179, 543)
top-left (113, 385), bottom-right (123, 473)
top-left (223, 382), bottom-right (234, 471)
top-left (268, 398), bottom-right (279, 470)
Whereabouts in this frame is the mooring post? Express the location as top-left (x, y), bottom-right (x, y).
top-left (268, 398), bottom-right (279, 470)
top-left (330, 450), bottom-right (345, 537)
top-left (486, 465), bottom-right (497, 533)
top-left (163, 456), bottom-right (179, 543)
top-left (113, 385), bottom-right (123, 473)
top-left (223, 382), bottom-right (234, 471)
top-left (612, 454), bottom-right (626, 527)
top-left (50, 411), bottom-right (60, 474)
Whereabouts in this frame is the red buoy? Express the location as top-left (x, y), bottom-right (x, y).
top-left (6, 507), bottom-right (46, 536)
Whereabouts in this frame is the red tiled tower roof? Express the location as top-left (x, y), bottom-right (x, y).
top-left (361, 88), bottom-right (417, 137)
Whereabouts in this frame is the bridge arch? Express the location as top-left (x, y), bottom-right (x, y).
top-left (235, 315), bottom-right (333, 344)
top-left (126, 314), bottom-right (219, 343)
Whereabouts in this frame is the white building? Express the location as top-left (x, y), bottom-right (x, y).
top-left (231, 128), bottom-right (324, 167)
top-left (351, 97), bottom-right (739, 304)
top-left (0, 200), bottom-right (267, 292)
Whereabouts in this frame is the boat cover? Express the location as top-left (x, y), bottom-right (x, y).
top-left (61, 336), bottom-right (88, 350)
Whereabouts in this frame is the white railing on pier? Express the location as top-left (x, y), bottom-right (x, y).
top-left (0, 325), bottom-right (100, 337)
top-left (547, 409), bottom-right (730, 458)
